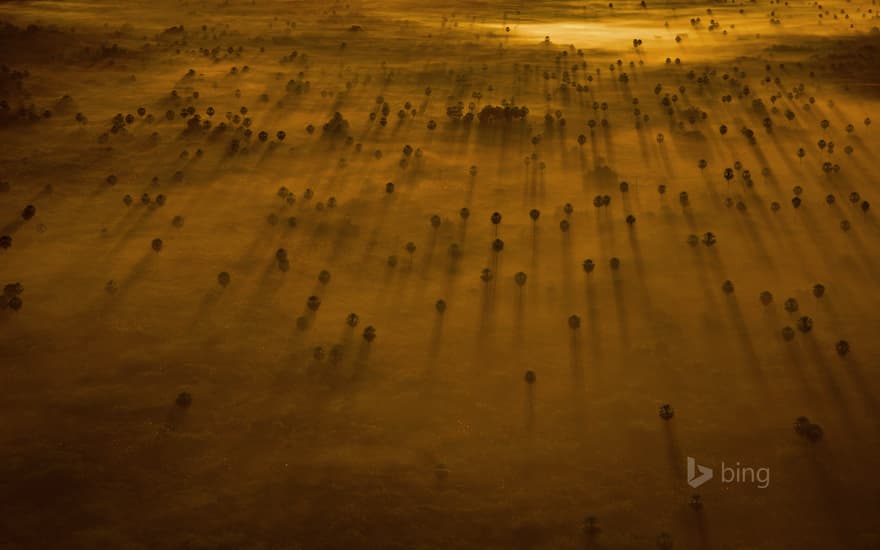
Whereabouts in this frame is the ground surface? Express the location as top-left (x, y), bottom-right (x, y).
top-left (1, 0), bottom-right (879, 548)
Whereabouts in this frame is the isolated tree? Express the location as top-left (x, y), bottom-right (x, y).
top-left (619, 181), bottom-right (629, 193)
top-left (770, 201), bottom-right (781, 212)
top-left (307, 295), bottom-right (321, 311)
top-left (792, 197), bottom-right (802, 209)
top-left (862, 201), bottom-right (870, 213)
top-left (687, 234), bottom-right (699, 247)
top-left (560, 219), bottom-right (570, 232)
top-left (593, 195), bottom-right (603, 210)
top-left (840, 219), bottom-right (851, 231)
top-left (679, 191), bottom-right (689, 206)
top-left (796, 316), bottom-right (813, 333)
top-left (492, 238), bottom-right (505, 253)
top-left (659, 404), bottom-right (674, 420)
top-left (363, 325), bottom-right (376, 342)
top-left (430, 214), bottom-right (441, 229)
top-left (151, 238), bottom-right (163, 252)
top-left (626, 214), bottom-right (636, 226)
top-left (812, 284), bottom-right (825, 298)
top-left (782, 326), bottom-right (795, 341)
top-left (702, 232), bottom-right (716, 246)
top-left (435, 299), bottom-right (447, 313)
top-left (514, 271), bottom-right (527, 288)
top-left (825, 194), bottom-right (836, 205)
top-left (524, 370), bottom-right (537, 384)
top-left (658, 184), bottom-right (666, 196)
top-left (175, 392), bottom-right (193, 408)
top-left (346, 312), bottom-right (359, 327)
top-left (610, 257), bottom-right (621, 270)
top-left (217, 271), bottom-right (231, 287)
top-left (582, 516), bottom-right (600, 536)
top-left (460, 207), bottom-right (470, 221)
top-left (385, 181), bottom-right (395, 194)
top-left (835, 340), bottom-right (850, 356)
top-left (318, 270), bottom-right (331, 284)
top-left (490, 211), bottom-right (502, 235)
top-left (582, 259), bottom-right (595, 273)
top-left (723, 167), bottom-right (734, 194)
top-left (21, 205), bottom-right (36, 221)
top-left (387, 255), bottom-right (398, 268)
top-left (760, 291), bottom-right (773, 306)
top-left (563, 203), bottom-right (574, 218)
top-left (0, 235), bottom-right (11, 251)
top-left (405, 242), bottom-right (416, 266)
top-left (784, 297), bottom-right (799, 313)
top-left (568, 314), bottom-right (581, 329)
top-left (722, 280), bottom-right (735, 294)
top-left (698, 159), bottom-right (707, 173)
top-left (480, 267), bottom-right (493, 285)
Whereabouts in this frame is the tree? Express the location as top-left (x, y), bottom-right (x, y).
top-left (782, 326), bottom-right (795, 341)
top-left (514, 271), bottom-right (527, 287)
top-left (363, 325), bottom-right (376, 342)
top-left (698, 159), bottom-right (707, 173)
top-left (825, 194), bottom-right (836, 205)
top-left (318, 270), bottom-right (331, 284)
top-left (610, 257), bottom-right (620, 270)
top-left (524, 370), bottom-right (537, 384)
top-left (563, 203), bottom-right (574, 218)
top-left (784, 297), bottom-right (799, 313)
top-left (490, 211), bottom-right (502, 235)
top-left (151, 238), bottom-right (163, 252)
top-left (796, 316), bottom-right (813, 333)
top-left (658, 184), bottom-right (666, 196)
top-left (460, 207), bottom-right (470, 221)
top-left (217, 271), bottom-right (231, 287)
top-left (568, 314), bottom-right (581, 329)
top-left (812, 284), bottom-right (825, 298)
top-left (430, 214), bottom-right (441, 228)
top-left (583, 259), bottom-right (595, 273)
top-left (679, 191), bottom-right (689, 206)
top-left (626, 214), bottom-right (636, 226)
top-left (435, 299), bottom-right (447, 313)
top-left (21, 205), bottom-right (36, 221)
top-left (560, 219), bottom-right (570, 232)
top-left (480, 268), bottom-right (493, 284)
top-left (792, 197), bottom-right (802, 209)
top-left (405, 242), bottom-right (416, 266)
top-left (835, 340), bottom-right (850, 356)
top-left (492, 238), bottom-right (504, 253)
top-left (702, 232), bottom-right (716, 246)
top-left (175, 392), bottom-right (193, 408)
top-left (722, 280), bottom-right (734, 294)
top-left (659, 404), bottom-right (674, 420)
top-left (307, 295), bottom-right (321, 311)
top-left (723, 167), bottom-right (734, 194)
top-left (840, 219), bottom-right (851, 231)
top-left (346, 313), bottom-right (359, 327)
top-left (760, 291), bottom-right (773, 306)
top-left (0, 235), bottom-right (11, 251)
top-left (385, 181), bottom-right (395, 194)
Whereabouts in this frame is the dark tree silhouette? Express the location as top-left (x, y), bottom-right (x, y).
top-left (698, 159), bottom-right (707, 173)
top-left (21, 205), bottom-right (36, 221)
top-left (568, 314), bottom-right (581, 329)
top-left (796, 316), bottom-right (813, 333)
top-left (619, 181), bottom-right (629, 193)
top-left (405, 242), bottom-right (416, 266)
top-left (626, 214), bottom-right (636, 226)
top-left (490, 211), bottom-right (502, 235)
top-left (563, 203), bottom-right (573, 218)
top-left (687, 234), bottom-right (699, 247)
top-left (385, 181), bottom-right (395, 194)
top-left (679, 191), bottom-right (689, 206)
top-left (812, 284), bottom-right (825, 298)
top-left (610, 257), bottom-right (620, 270)
top-left (175, 392), bottom-right (193, 408)
top-left (784, 298), bottom-right (799, 313)
top-left (722, 280), bottom-right (734, 294)
top-left (307, 295), bottom-right (321, 311)
top-left (151, 238), bottom-right (163, 252)
top-left (435, 299), bottom-right (447, 313)
top-left (723, 167), bottom-right (734, 194)
top-left (593, 195), bottom-right (603, 209)
top-left (702, 232), bottom-right (716, 246)
top-left (387, 255), bottom-right (399, 267)
top-left (835, 340), bottom-right (850, 356)
top-left (782, 326), bottom-right (795, 341)
top-left (770, 201), bottom-right (781, 212)
top-left (346, 313), bottom-right (359, 327)
top-left (659, 404), bottom-right (674, 420)
top-left (123, 194), bottom-right (133, 206)
top-left (825, 194), bottom-right (836, 205)
top-left (492, 238), bottom-right (504, 253)
top-left (318, 270), bottom-right (331, 284)
top-left (862, 201), bottom-right (870, 213)
top-left (560, 219), bottom-right (570, 232)
top-left (792, 197), bottom-right (802, 209)
top-left (0, 235), bottom-right (11, 251)
top-left (363, 325), bottom-right (376, 342)
top-left (460, 207), bottom-right (470, 221)
top-left (840, 219), bottom-right (851, 231)
top-left (658, 184), bottom-right (666, 196)
top-left (524, 370), bottom-right (537, 384)
top-left (514, 271), bottom-right (527, 287)
top-left (760, 291), bottom-right (773, 306)
top-left (430, 214), bottom-right (441, 229)
top-left (217, 271), bottom-right (231, 287)
top-left (480, 267), bottom-right (493, 284)
top-left (582, 259), bottom-right (595, 273)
